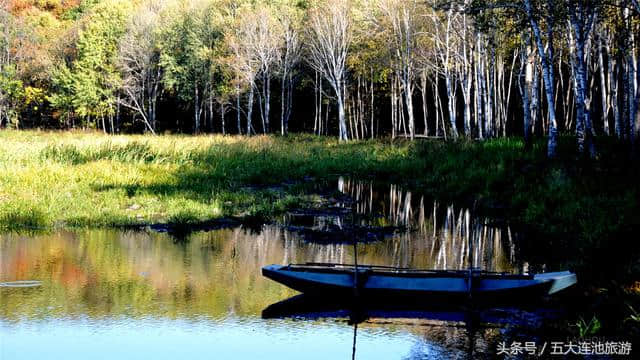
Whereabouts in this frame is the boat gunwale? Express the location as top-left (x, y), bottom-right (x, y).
top-left (280, 263), bottom-right (536, 280)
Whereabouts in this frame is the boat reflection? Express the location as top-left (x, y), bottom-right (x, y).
top-left (262, 294), bottom-right (560, 326)
top-left (263, 294), bottom-right (561, 359)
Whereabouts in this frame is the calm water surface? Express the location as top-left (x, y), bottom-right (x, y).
top-left (1, 179), bottom-right (559, 359)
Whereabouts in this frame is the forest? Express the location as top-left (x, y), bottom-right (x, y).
top-left (0, 0), bottom-right (639, 158)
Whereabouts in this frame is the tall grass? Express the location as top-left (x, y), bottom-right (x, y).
top-left (0, 131), bottom-right (416, 231)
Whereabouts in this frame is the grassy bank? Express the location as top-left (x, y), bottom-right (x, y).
top-left (0, 130), bottom-right (419, 230)
top-left (1, 130), bottom-right (639, 335)
top-left (2, 131), bottom-right (639, 243)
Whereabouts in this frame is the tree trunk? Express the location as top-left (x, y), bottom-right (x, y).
top-left (325, 97), bottom-right (330, 136)
top-left (371, 69), bottom-right (375, 139)
top-left (314, 72), bottom-right (318, 134)
top-left (237, 82), bottom-right (242, 135)
top-left (598, 29), bottom-right (610, 135)
top-left (391, 76), bottom-right (397, 139)
top-left (445, 73), bottom-right (458, 138)
top-left (317, 72), bottom-right (323, 135)
top-left (247, 84), bottom-right (254, 135)
top-left (462, 73), bottom-right (472, 138)
top-left (475, 34), bottom-right (484, 139)
top-left (420, 70), bottom-right (428, 136)
top-left (281, 69), bottom-right (286, 135)
top-left (221, 103), bottom-right (226, 135)
top-left (208, 91), bottom-right (213, 133)
top-left (569, 10), bottom-right (596, 157)
top-left (531, 57), bottom-right (540, 136)
top-left (479, 51), bottom-right (488, 139)
top-left (194, 80), bottom-right (200, 134)
top-left (521, 41), bottom-right (534, 150)
top-left (504, 50), bottom-right (518, 137)
top-left (434, 76), bottom-right (444, 138)
top-left (524, 0), bottom-right (559, 158)
top-left (286, 72), bottom-right (293, 135)
top-left (265, 73), bottom-right (270, 133)
top-left (401, 70), bottom-right (415, 140)
top-left (338, 86), bottom-right (347, 141)
top-left (116, 94), bottom-right (120, 133)
top-left (485, 47), bottom-right (495, 138)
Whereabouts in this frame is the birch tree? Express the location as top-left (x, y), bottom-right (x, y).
top-left (306, 0), bottom-right (352, 141)
top-left (277, 6), bottom-right (302, 135)
top-left (596, 22), bottom-right (611, 135)
top-left (225, 6), bottom-right (261, 135)
top-left (250, 6), bottom-right (282, 134)
top-left (626, 4), bottom-right (640, 150)
top-left (425, 4), bottom-right (460, 138)
top-left (457, 4), bottom-right (474, 138)
top-left (375, 0), bottom-right (421, 139)
top-left (117, 0), bottom-right (166, 134)
top-left (567, 0), bottom-right (597, 157)
top-left (523, 0), bottom-right (560, 158)
top-left (518, 32), bottom-right (535, 149)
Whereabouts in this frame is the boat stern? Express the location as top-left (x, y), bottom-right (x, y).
top-left (534, 271), bottom-right (578, 295)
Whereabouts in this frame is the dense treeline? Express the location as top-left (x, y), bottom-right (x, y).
top-left (1, 0), bottom-right (639, 157)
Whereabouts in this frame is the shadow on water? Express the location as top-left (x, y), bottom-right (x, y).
top-left (262, 294), bottom-right (565, 359)
top-left (262, 294), bottom-right (562, 326)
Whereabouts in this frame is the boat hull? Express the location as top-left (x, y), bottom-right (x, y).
top-left (262, 264), bottom-right (577, 302)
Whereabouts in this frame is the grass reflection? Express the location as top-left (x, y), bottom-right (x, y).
top-left (1, 218), bottom-right (513, 322)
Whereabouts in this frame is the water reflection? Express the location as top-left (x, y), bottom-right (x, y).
top-left (287, 177), bottom-right (518, 272)
top-left (263, 293), bottom-right (559, 358)
top-left (0, 178), bottom-right (541, 359)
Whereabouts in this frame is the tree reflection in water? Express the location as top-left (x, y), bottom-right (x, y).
top-left (0, 178), bottom-right (544, 359)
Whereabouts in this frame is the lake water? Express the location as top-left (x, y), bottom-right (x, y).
top-left (0, 179), bottom-right (565, 359)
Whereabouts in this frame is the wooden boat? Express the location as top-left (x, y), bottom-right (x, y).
top-left (262, 263), bottom-right (577, 301)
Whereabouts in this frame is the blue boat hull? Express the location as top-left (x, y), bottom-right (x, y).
top-left (262, 264), bottom-right (577, 301)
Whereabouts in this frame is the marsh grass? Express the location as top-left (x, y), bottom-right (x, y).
top-left (1, 130), bottom-right (638, 270)
top-left (0, 131), bottom-right (416, 231)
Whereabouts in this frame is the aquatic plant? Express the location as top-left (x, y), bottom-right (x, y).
top-left (573, 316), bottom-right (601, 338)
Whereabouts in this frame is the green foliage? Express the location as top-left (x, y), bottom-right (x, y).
top-left (158, 1), bottom-right (224, 108)
top-left (0, 65), bottom-right (25, 126)
top-left (48, 0), bottom-right (130, 125)
top-left (573, 315), bottom-right (601, 337)
top-left (626, 304), bottom-right (640, 324)
top-left (61, 0), bottom-right (103, 20)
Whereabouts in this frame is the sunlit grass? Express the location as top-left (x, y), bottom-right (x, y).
top-left (0, 130), bottom-right (418, 230)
